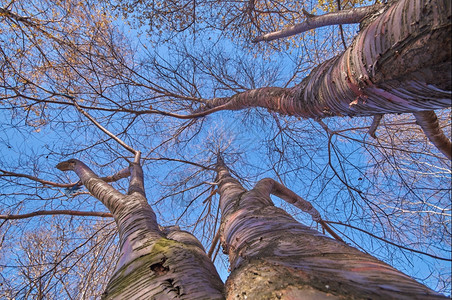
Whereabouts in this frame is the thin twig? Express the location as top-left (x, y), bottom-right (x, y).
top-left (336, 0), bottom-right (348, 50)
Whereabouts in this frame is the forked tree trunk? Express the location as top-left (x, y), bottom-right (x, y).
top-left (215, 158), bottom-right (446, 299)
top-left (56, 158), bottom-right (224, 299)
top-left (199, 0), bottom-right (451, 118)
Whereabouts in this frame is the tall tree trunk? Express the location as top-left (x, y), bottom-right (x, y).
top-left (198, 0), bottom-right (451, 118)
top-left (56, 158), bottom-right (224, 299)
top-left (215, 157), bottom-right (446, 299)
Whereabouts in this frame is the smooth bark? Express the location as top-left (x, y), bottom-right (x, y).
top-left (215, 158), bottom-right (446, 299)
top-left (198, 0), bottom-right (451, 118)
top-left (56, 159), bottom-right (224, 299)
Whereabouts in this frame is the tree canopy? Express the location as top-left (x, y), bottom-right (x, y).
top-left (0, 0), bottom-right (450, 298)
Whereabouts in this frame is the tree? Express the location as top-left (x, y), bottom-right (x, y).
top-left (55, 153), bottom-right (224, 299)
top-left (0, 0), bottom-right (450, 297)
top-left (215, 156), bottom-right (445, 299)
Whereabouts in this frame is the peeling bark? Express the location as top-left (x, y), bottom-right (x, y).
top-left (414, 110), bottom-right (452, 160)
top-left (199, 0), bottom-right (451, 118)
top-left (56, 159), bottom-right (224, 299)
top-left (215, 158), bottom-right (446, 299)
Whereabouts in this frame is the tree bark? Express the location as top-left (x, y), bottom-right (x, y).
top-left (199, 0), bottom-right (451, 119)
top-left (215, 157), bottom-right (446, 299)
top-left (56, 159), bottom-right (224, 299)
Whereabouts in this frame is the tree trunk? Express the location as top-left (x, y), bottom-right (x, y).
top-left (215, 158), bottom-right (446, 299)
top-left (199, 0), bottom-right (451, 118)
top-left (56, 158), bottom-right (224, 299)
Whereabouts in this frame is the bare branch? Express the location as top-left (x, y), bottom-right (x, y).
top-left (100, 167), bottom-right (132, 183)
top-left (69, 96), bottom-right (137, 155)
top-left (56, 159), bottom-right (125, 210)
top-left (145, 157), bottom-right (214, 171)
top-left (0, 210), bottom-right (113, 220)
top-left (133, 151), bottom-right (141, 164)
top-left (335, 0), bottom-right (348, 50)
top-left (128, 154), bottom-right (146, 196)
top-left (255, 178), bottom-right (344, 242)
top-left (255, 178), bottom-right (321, 220)
top-left (1, 167), bottom-right (131, 187)
top-left (414, 111), bottom-right (452, 160)
top-left (207, 228), bottom-right (220, 259)
top-left (324, 221), bottom-right (452, 262)
top-left (253, 4), bottom-right (385, 43)
top-left (368, 114), bottom-right (383, 138)
top-left (0, 169), bottom-right (75, 187)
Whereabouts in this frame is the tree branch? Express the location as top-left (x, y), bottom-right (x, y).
top-left (1, 167), bottom-right (131, 187)
top-left (207, 227), bottom-right (221, 259)
top-left (336, 0), bottom-right (348, 50)
top-left (368, 114), bottom-right (383, 138)
top-left (100, 167), bottom-right (132, 183)
top-left (68, 96), bottom-right (138, 155)
top-left (413, 111), bottom-right (452, 160)
top-left (145, 157), bottom-right (214, 171)
top-left (324, 221), bottom-right (452, 262)
top-left (253, 4), bottom-right (385, 43)
top-left (255, 178), bottom-right (321, 220)
top-left (0, 169), bottom-right (75, 187)
top-left (128, 151), bottom-right (146, 196)
top-left (0, 210), bottom-right (113, 220)
top-left (56, 159), bottom-right (125, 211)
top-left (254, 178), bottom-right (344, 242)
